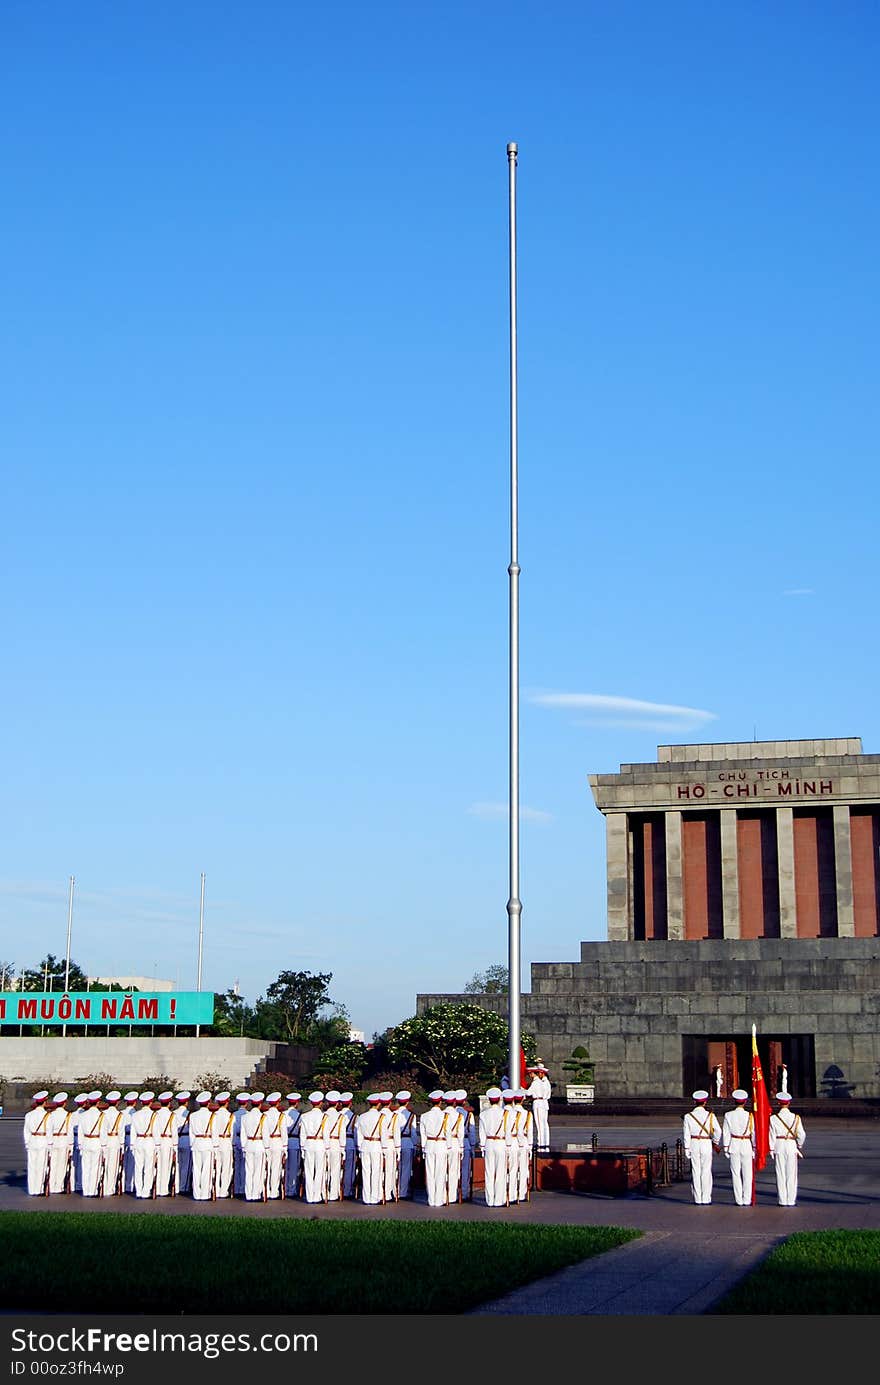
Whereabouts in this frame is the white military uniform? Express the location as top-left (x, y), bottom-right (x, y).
top-left (130, 1097), bottom-right (160, 1198)
top-left (101, 1096), bottom-right (126, 1196)
top-left (444, 1095), bottom-right (465, 1203)
top-left (188, 1093), bottom-right (216, 1200)
top-left (355, 1096), bottom-right (389, 1205)
top-left (120, 1094), bottom-right (139, 1193)
top-left (526, 1066), bottom-right (552, 1150)
top-left (261, 1095), bottom-right (287, 1199)
top-left (239, 1094), bottom-right (268, 1201)
top-left (324, 1096), bottom-right (348, 1202)
top-left (299, 1095), bottom-right (329, 1203)
top-left (509, 1096), bottom-right (533, 1202)
top-left (683, 1091), bottom-right (721, 1205)
top-left (392, 1094), bottom-right (417, 1199)
top-left (23, 1095), bottom-right (51, 1195)
top-left (212, 1096), bottom-right (235, 1198)
top-left (152, 1095), bottom-right (178, 1196)
top-left (769, 1096), bottom-right (805, 1206)
top-left (284, 1096), bottom-right (303, 1198)
top-left (721, 1092), bottom-right (756, 1206)
top-left (173, 1095), bottom-right (192, 1194)
top-left (70, 1093), bottom-right (90, 1191)
top-left (418, 1094), bottom-right (449, 1207)
top-left (77, 1100), bottom-right (108, 1196)
top-left (456, 1095), bottom-right (476, 1201)
top-left (479, 1090), bottom-right (509, 1207)
top-left (47, 1096), bottom-right (75, 1195)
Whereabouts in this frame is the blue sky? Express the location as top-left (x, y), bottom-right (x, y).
top-left (2, 2), bottom-right (879, 1039)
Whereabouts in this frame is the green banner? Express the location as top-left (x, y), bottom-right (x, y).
top-left (0, 991), bottom-right (214, 1026)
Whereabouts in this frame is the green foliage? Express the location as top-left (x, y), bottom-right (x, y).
top-left (264, 970), bottom-right (334, 1042)
top-left (463, 963), bottom-right (509, 995)
top-left (194, 1072), bottom-right (234, 1094)
top-left (75, 1073), bottom-right (116, 1092)
top-left (387, 1003), bottom-right (534, 1087)
top-left (310, 1040), bottom-right (367, 1091)
top-left (561, 1046), bottom-right (594, 1084)
top-left (19, 954), bottom-right (90, 993)
top-left (141, 1074), bottom-right (178, 1093)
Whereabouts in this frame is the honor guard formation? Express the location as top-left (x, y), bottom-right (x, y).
top-left (22, 1080), bottom-right (549, 1208)
top-left (683, 1088), bottom-right (807, 1206)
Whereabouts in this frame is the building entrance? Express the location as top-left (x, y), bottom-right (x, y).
top-left (683, 1033), bottom-right (816, 1099)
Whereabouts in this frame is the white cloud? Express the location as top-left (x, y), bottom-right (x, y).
top-left (466, 801), bottom-right (553, 823)
top-left (530, 691), bottom-right (717, 734)
top-left (783, 588), bottom-right (815, 597)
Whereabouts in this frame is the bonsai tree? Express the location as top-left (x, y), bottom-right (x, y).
top-left (561, 1045), bottom-right (595, 1084)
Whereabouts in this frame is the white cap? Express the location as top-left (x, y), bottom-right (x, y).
top-left (339, 1092), bottom-right (352, 1103)
top-left (32, 1090), bottom-right (49, 1102)
top-left (195, 1091), bottom-right (211, 1104)
top-left (732, 1089), bottom-right (748, 1102)
top-left (88, 1090), bottom-right (101, 1101)
top-left (286, 1092), bottom-right (301, 1103)
top-left (776, 1092), bottom-right (793, 1102)
top-left (123, 1091), bottom-right (139, 1103)
top-left (266, 1092), bottom-right (281, 1104)
top-left (395, 1090), bottom-right (411, 1101)
top-left (325, 1090), bottom-right (341, 1103)
top-left (249, 1091), bottom-right (265, 1104)
top-left (74, 1093), bottom-right (89, 1105)
top-left (455, 1089), bottom-right (467, 1101)
top-left (486, 1087), bottom-right (502, 1100)
top-left (52, 1092), bottom-right (68, 1104)
top-left (140, 1091), bottom-right (156, 1103)
top-left (158, 1091), bottom-right (172, 1103)
top-left (692, 1090), bottom-right (709, 1102)
top-left (105, 1091), bottom-right (121, 1102)
top-left (502, 1090), bottom-right (516, 1101)
top-left (236, 1092), bottom-right (251, 1102)
top-left (216, 1091), bottom-right (230, 1103)
top-left (308, 1091), bottom-right (324, 1104)
top-left (442, 1090), bottom-right (457, 1102)
top-left (532, 1062), bottom-right (548, 1072)
top-left (379, 1091), bottom-right (393, 1102)
top-left (367, 1092), bottom-right (381, 1103)
top-left (428, 1089), bottom-right (444, 1101)
top-left (175, 1091), bottom-right (191, 1102)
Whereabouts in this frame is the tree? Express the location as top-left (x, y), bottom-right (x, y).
top-left (387, 1002), bottom-right (534, 1087)
top-left (210, 988), bottom-right (256, 1038)
top-left (463, 963), bottom-right (509, 995)
top-left (20, 953), bottom-right (90, 992)
top-left (262, 969), bottom-right (335, 1042)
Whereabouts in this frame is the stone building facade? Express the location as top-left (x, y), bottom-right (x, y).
top-left (418, 739), bottom-right (880, 1099)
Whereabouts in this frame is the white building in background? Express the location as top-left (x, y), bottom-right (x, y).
top-left (92, 976), bottom-right (175, 992)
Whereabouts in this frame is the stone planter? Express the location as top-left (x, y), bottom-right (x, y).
top-left (565, 1082), bottom-right (595, 1104)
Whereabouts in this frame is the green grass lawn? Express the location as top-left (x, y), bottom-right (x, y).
top-left (711, 1230), bottom-right (880, 1314)
top-left (0, 1212), bottom-right (640, 1313)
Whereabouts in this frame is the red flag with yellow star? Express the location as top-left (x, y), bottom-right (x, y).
top-left (751, 1024), bottom-right (771, 1203)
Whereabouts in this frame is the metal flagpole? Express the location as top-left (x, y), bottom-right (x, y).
top-left (196, 872), bottom-right (205, 1038)
top-left (63, 875), bottom-right (74, 1036)
top-left (506, 142), bottom-right (522, 1089)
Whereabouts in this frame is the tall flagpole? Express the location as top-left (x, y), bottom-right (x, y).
top-left (506, 141), bottom-right (522, 1088)
top-left (195, 872), bottom-right (205, 1038)
top-left (62, 875), bottom-right (75, 1036)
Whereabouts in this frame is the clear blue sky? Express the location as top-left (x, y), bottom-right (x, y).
top-left (2, 2), bottom-right (879, 1039)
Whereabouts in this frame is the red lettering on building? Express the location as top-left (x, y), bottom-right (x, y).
top-left (40, 999), bottom-right (54, 1020)
top-left (18, 999), bottom-right (37, 1020)
top-left (101, 999), bottom-right (118, 1020)
top-left (120, 997), bottom-right (135, 1021)
top-left (75, 999), bottom-right (90, 1019)
top-left (137, 998), bottom-right (158, 1021)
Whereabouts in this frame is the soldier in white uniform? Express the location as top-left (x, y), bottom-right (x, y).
top-left (129, 1092), bottom-right (159, 1198)
top-left (188, 1091), bottom-right (215, 1200)
top-left (78, 1092), bottom-right (108, 1196)
top-left (443, 1092), bottom-right (465, 1204)
top-left (284, 1093), bottom-right (303, 1198)
top-left (353, 1093), bottom-right (385, 1205)
top-left (455, 1090), bottom-right (476, 1201)
top-left (392, 1091), bottom-right (417, 1199)
top-left (322, 1092), bottom-right (347, 1201)
top-left (509, 1090), bottom-right (533, 1202)
top-left (172, 1092), bottom-right (192, 1194)
top-left (526, 1062), bottom-right (552, 1151)
top-left (211, 1093), bottom-right (235, 1199)
top-left (478, 1087), bottom-right (509, 1207)
top-left (721, 1089), bottom-right (756, 1207)
top-left (45, 1093), bottom-right (74, 1195)
top-left (101, 1092), bottom-right (126, 1196)
top-left (70, 1093), bottom-right (90, 1191)
top-left (152, 1092), bottom-right (178, 1196)
top-left (121, 1092), bottom-right (139, 1194)
top-left (240, 1092), bottom-right (268, 1201)
top-left (683, 1090), bottom-right (722, 1204)
top-left (339, 1093), bottom-right (357, 1199)
top-left (260, 1093), bottom-right (286, 1199)
top-left (299, 1092), bottom-right (329, 1203)
top-left (418, 1090), bottom-right (449, 1207)
top-left (769, 1092), bottom-right (806, 1206)
top-left (232, 1093), bottom-right (251, 1196)
top-left (23, 1091), bottom-right (51, 1195)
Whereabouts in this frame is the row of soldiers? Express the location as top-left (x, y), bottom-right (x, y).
top-left (22, 1084), bottom-right (537, 1208)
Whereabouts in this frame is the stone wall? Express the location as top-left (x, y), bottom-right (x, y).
top-left (0, 1037), bottom-right (288, 1089)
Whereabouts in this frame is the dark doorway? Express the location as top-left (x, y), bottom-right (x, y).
top-left (682, 1033), bottom-right (816, 1098)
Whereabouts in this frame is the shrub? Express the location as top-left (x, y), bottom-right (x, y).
top-left (75, 1072), bottom-right (116, 1092)
top-left (193, 1071), bottom-right (233, 1094)
top-left (141, 1074), bottom-right (178, 1093)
